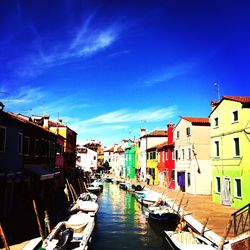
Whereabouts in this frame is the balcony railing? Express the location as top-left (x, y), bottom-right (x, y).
top-left (231, 202), bottom-right (250, 237)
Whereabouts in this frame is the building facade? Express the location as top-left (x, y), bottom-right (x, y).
top-left (174, 117), bottom-right (211, 195)
top-left (210, 96), bottom-right (250, 208)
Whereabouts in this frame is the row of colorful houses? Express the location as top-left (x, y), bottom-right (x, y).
top-left (0, 106), bottom-right (77, 217)
top-left (103, 96), bottom-right (250, 209)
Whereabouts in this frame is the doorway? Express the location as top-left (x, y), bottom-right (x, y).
top-left (221, 177), bottom-right (231, 206)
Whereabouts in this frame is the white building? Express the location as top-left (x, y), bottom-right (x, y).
top-left (112, 143), bottom-right (125, 177)
top-left (76, 146), bottom-right (97, 172)
top-left (173, 117), bottom-right (211, 195)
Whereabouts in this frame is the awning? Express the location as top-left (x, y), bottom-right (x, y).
top-left (25, 166), bottom-right (55, 181)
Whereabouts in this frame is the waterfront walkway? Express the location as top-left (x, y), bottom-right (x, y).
top-left (131, 179), bottom-right (237, 243)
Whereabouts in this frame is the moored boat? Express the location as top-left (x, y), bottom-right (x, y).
top-left (41, 212), bottom-right (95, 250)
top-left (164, 230), bottom-right (218, 250)
top-left (147, 198), bottom-right (179, 222)
top-left (79, 192), bottom-right (98, 202)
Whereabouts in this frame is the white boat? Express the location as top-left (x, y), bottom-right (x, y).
top-left (79, 192), bottom-right (98, 202)
top-left (119, 182), bottom-right (128, 190)
top-left (135, 191), bottom-right (162, 207)
top-left (91, 179), bottom-right (103, 189)
top-left (164, 230), bottom-right (217, 250)
top-left (148, 205), bottom-right (179, 222)
top-left (86, 186), bottom-right (102, 194)
top-left (71, 199), bottom-right (99, 216)
top-left (70, 193), bottom-right (99, 216)
top-left (42, 212), bottom-right (95, 250)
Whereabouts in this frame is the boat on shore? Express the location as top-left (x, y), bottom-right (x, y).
top-left (164, 230), bottom-right (218, 250)
top-left (41, 212), bottom-right (95, 250)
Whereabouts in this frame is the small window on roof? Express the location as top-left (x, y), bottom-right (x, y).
top-left (214, 117), bottom-right (219, 128)
top-left (232, 110), bottom-right (239, 123)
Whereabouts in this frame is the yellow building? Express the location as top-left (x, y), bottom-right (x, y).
top-left (135, 139), bottom-right (141, 171)
top-left (209, 96), bottom-right (250, 208)
top-left (46, 118), bottom-right (77, 173)
top-left (147, 145), bottom-right (159, 185)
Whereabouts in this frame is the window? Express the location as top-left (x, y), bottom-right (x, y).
top-left (175, 150), bottom-right (179, 161)
top-left (49, 142), bottom-right (55, 158)
top-left (0, 126), bottom-right (6, 152)
top-left (215, 176), bottom-right (221, 193)
top-left (186, 127), bottom-right (191, 136)
top-left (214, 141), bottom-right (220, 158)
top-left (23, 136), bottom-right (30, 155)
top-left (182, 149), bottom-right (185, 160)
top-left (41, 139), bottom-right (48, 157)
top-left (18, 132), bottom-right (23, 154)
top-left (177, 131), bottom-right (180, 139)
top-left (233, 137), bottom-right (240, 157)
top-left (232, 110), bottom-right (239, 123)
top-left (234, 178), bottom-right (242, 198)
top-left (35, 139), bottom-right (39, 156)
top-left (214, 117), bottom-right (219, 128)
top-left (165, 151), bottom-right (168, 161)
top-left (149, 151), bottom-right (156, 160)
top-left (187, 173), bottom-right (191, 186)
top-left (188, 148), bottom-right (191, 160)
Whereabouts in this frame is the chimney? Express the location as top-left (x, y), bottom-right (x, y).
top-left (140, 128), bottom-right (146, 137)
top-left (114, 143), bottom-right (118, 152)
top-left (211, 100), bottom-right (220, 111)
top-left (43, 114), bottom-right (50, 129)
top-left (167, 123), bottom-right (174, 145)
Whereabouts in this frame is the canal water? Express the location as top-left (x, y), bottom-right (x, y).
top-left (90, 181), bottom-right (176, 249)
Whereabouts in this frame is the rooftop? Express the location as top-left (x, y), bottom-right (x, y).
top-left (182, 116), bottom-right (210, 126)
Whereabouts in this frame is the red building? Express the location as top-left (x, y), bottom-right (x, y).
top-left (157, 123), bottom-right (175, 189)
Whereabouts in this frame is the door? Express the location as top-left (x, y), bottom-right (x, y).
top-left (177, 171), bottom-right (185, 192)
top-left (221, 177), bottom-right (231, 206)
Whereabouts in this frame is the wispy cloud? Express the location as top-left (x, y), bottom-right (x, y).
top-left (142, 61), bottom-right (197, 87)
top-left (67, 106), bottom-right (177, 145)
top-left (3, 13), bottom-right (121, 84)
top-left (107, 50), bottom-right (129, 58)
top-left (2, 85), bottom-right (90, 116)
top-left (77, 106), bottom-right (176, 125)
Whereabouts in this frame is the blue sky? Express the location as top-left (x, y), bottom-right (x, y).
top-left (1, 0), bottom-right (249, 146)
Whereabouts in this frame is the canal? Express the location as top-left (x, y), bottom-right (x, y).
top-left (89, 181), bottom-right (176, 249)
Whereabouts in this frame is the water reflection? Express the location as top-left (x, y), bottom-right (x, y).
top-left (90, 182), bottom-right (175, 249)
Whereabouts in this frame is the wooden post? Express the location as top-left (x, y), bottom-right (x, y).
top-left (201, 218), bottom-right (209, 235)
top-left (218, 219), bottom-right (232, 250)
top-left (70, 184), bottom-right (78, 201)
top-left (83, 182), bottom-right (89, 193)
top-left (32, 200), bottom-right (44, 241)
top-left (64, 184), bottom-right (70, 202)
top-left (78, 178), bottom-right (83, 193)
top-left (188, 227), bottom-right (200, 244)
top-left (0, 223), bottom-right (10, 250)
top-left (171, 190), bottom-right (180, 209)
top-left (177, 193), bottom-right (185, 214)
top-left (66, 179), bottom-right (75, 203)
top-left (44, 210), bottom-right (51, 234)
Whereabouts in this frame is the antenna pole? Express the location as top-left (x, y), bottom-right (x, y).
top-left (214, 83), bottom-right (220, 100)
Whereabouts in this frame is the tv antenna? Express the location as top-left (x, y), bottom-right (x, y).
top-left (214, 83), bottom-right (220, 100)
